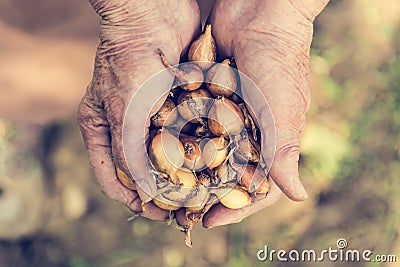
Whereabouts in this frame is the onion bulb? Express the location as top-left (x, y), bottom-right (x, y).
top-left (151, 98), bottom-right (178, 127)
top-left (175, 168), bottom-right (197, 188)
top-left (188, 24), bottom-right (216, 70)
top-left (234, 135), bottom-right (261, 163)
top-left (206, 59), bottom-right (237, 97)
top-left (208, 97), bottom-right (245, 138)
top-left (215, 186), bottom-right (251, 209)
top-left (202, 136), bottom-right (228, 169)
top-left (148, 130), bottom-right (185, 177)
top-left (153, 195), bottom-right (180, 211)
top-left (233, 163), bottom-right (270, 194)
top-left (180, 135), bottom-right (206, 171)
top-left (159, 50), bottom-right (204, 91)
top-left (162, 168), bottom-right (198, 203)
top-left (177, 89), bottom-right (212, 123)
top-left (116, 167), bottom-right (136, 190)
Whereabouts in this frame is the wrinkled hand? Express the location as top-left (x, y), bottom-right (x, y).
top-left (202, 0), bottom-right (330, 228)
top-left (78, 0), bottom-right (200, 220)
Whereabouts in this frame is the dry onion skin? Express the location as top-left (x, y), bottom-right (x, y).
top-left (233, 163), bottom-right (270, 194)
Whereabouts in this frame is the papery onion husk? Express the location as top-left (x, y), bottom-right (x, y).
top-left (185, 184), bottom-right (209, 212)
top-left (178, 63), bottom-right (204, 91)
top-left (161, 168), bottom-right (199, 203)
top-left (194, 123), bottom-right (212, 138)
top-left (216, 162), bottom-right (237, 184)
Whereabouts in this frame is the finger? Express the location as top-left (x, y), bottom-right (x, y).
top-left (202, 179), bottom-right (282, 228)
top-left (258, 71), bottom-right (308, 201)
top-left (290, 0), bottom-right (331, 20)
top-left (237, 64), bottom-right (308, 201)
top-left (226, 26), bottom-right (311, 201)
top-left (78, 94), bottom-right (169, 220)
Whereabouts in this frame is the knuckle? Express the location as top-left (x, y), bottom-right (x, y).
top-left (275, 134), bottom-right (300, 160)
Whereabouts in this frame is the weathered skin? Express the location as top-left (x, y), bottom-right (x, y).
top-left (78, 0), bottom-right (200, 221)
top-left (202, 0), bottom-right (330, 227)
top-left (78, 0), bottom-right (329, 226)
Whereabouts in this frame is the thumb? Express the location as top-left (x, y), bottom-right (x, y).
top-left (258, 75), bottom-right (308, 201)
top-left (269, 134), bottom-right (307, 201)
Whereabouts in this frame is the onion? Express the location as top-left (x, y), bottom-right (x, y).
top-left (162, 168), bottom-right (198, 203)
top-left (188, 24), bottom-right (216, 70)
top-left (177, 89), bottom-right (212, 123)
top-left (206, 59), bottom-right (237, 97)
top-left (150, 98), bottom-right (178, 127)
top-left (216, 162), bottom-right (237, 184)
top-left (116, 167), bottom-right (136, 190)
top-left (238, 103), bottom-right (258, 141)
top-left (215, 186), bottom-right (251, 209)
top-left (153, 195), bottom-right (181, 211)
top-left (180, 135), bottom-right (206, 171)
top-left (178, 64), bottom-right (204, 91)
top-left (202, 136), bottom-right (228, 169)
top-left (159, 50), bottom-right (204, 91)
top-left (148, 129), bottom-right (185, 177)
top-left (230, 92), bottom-right (243, 104)
top-left (208, 97), bottom-right (245, 138)
top-left (232, 163), bottom-right (270, 194)
top-left (234, 134), bottom-right (261, 164)
top-left (175, 168), bottom-right (197, 187)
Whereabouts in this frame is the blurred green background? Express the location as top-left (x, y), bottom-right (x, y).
top-left (0, 0), bottom-right (399, 266)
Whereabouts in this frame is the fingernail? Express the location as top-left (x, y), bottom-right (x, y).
top-left (293, 177), bottom-right (308, 199)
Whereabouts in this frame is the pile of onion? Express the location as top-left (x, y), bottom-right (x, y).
top-left (116, 25), bottom-right (270, 247)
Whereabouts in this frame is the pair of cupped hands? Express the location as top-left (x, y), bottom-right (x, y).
top-left (78, 0), bottom-right (329, 228)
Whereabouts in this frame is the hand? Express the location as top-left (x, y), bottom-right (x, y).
top-left (202, 0), bottom-right (330, 228)
top-left (78, 0), bottom-right (200, 220)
